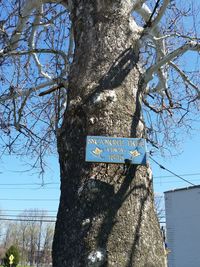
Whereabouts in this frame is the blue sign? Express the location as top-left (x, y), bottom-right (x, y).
top-left (85, 136), bottom-right (147, 165)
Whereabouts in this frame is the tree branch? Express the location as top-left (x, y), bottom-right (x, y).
top-left (169, 61), bottom-right (200, 97)
top-left (39, 83), bottom-right (65, 96)
top-left (10, 0), bottom-right (42, 49)
top-left (9, 0), bottom-right (67, 50)
top-left (150, 0), bottom-right (170, 30)
top-left (67, 25), bottom-right (74, 62)
top-left (144, 0), bottom-right (161, 28)
top-left (135, 3), bottom-right (151, 23)
top-left (0, 80), bottom-right (55, 102)
top-left (144, 41), bottom-right (200, 83)
top-left (1, 48), bottom-right (68, 67)
top-left (28, 6), bottom-right (53, 80)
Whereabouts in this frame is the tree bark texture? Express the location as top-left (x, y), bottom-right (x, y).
top-left (53, 1), bottom-right (166, 266)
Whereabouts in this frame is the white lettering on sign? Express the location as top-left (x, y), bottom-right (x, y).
top-left (88, 138), bottom-right (124, 146)
top-left (86, 136), bottom-right (147, 165)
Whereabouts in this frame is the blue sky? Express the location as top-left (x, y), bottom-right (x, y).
top-left (152, 130), bottom-right (200, 193)
top-left (0, 155), bottom-right (60, 217)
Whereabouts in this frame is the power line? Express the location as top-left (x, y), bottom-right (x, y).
top-left (0, 187), bottom-right (59, 190)
top-left (154, 172), bottom-right (200, 179)
top-left (0, 198), bottom-right (58, 201)
top-left (154, 178), bottom-right (200, 185)
top-left (150, 156), bottom-right (196, 186)
top-left (0, 218), bottom-right (56, 223)
top-left (0, 182), bottom-right (59, 186)
top-left (1, 209), bottom-right (57, 213)
top-left (0, 214), bottom-right (57, 218)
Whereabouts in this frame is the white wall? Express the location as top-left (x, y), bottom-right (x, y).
top-left (165, 186), bottom-right (200, 267)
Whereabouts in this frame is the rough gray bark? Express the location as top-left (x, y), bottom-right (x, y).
top-left (53, 1), bottom-right (166, 266)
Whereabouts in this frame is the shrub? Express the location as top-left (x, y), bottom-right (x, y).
top-left (3, 246), bottom-right (20, 267)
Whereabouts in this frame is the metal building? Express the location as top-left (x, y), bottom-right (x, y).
top-left (165, 185), bottom-right (200, 267)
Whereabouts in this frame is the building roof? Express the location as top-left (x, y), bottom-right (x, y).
top-left (164, 185), bottom-right (200, 194)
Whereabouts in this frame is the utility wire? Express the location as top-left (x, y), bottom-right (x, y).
top-left (0, 198), bottom-right (58, 201)
top-left (144, 0), bottom-right (161, 28)
top-left (0, 218), bottom-right (56, 222)
top-left (0, 182), bottom-right (59, 186)
top-left (0, 214), bottom-right (56, 218)
top-left (150, 156), bottom-right (196, 186)
top-left (1, 173), bottom-right (200, 185)
top-left (154, 172), bottom-right (200, 179)
top-left (154, 178), bottom-right (200, 185)
top-left (1, 209), bottom-right (57, 213)
top-left (0, 187), bottom-right (59, 191)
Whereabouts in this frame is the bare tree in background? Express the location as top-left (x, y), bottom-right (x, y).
top-left (18, 209), bottom-right (47, 266)
top-left (154, 193), bottom-right (165, 223)
top-left (41, 222), bottom-right (54, 265)
top-left (0, 209), bottom-right (54, 266)
top-left (18, 218), bottom-right (29, 266)
top-left (2, 222), bottom-right (19, 249)
top-left (0, 210), bottom-right (4, 242)
top-left (0, 0), bottom-right (199, 266)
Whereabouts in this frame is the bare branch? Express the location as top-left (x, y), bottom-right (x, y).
top-left (142, 96), bottom-right (161, 113)
top-left (144, 41), bottom-right (200, 84)
top-left (132, 0), bottom-right (147, 10)
top-left (0, 80), bottom-right (55, 102)
top-left (1, 48), bottom-right (68, 67)
top-left (150, 0), bottom-right (170, 30)
top-left (39, 83), bottom-right (66, 96)
top-left (153, 33), bottom-right (200, 41)
top-left (28, 6), bottom-right (53, 80)
top-left (135, 0), bottom-right (170, 32)
top-left (135, 3), bottom-right (151, 23)
top-left (67, 25), bottom-right (74, 61)
top-left (144, 0), bottom-right (161, 28)
top-left (169, 61), bottom-right (200, 97)
top-left (9, 0), bottom-right (67, 50)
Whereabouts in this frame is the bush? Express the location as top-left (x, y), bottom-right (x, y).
top-left (3, 246), bottom-right (20, 267)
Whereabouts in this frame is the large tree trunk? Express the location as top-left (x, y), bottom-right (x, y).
top-left (53, 1), bottom-right (166, 266)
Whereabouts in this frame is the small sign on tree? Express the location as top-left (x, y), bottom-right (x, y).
top-left (85, 136), bottom-right (147, 165)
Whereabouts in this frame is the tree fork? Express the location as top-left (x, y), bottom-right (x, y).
top-left (53, 1), bottom-right (166, 266)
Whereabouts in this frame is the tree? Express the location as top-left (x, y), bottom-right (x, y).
top-left (40, 222), bottom-right (54, 265)
top-left (154, 193), bottom-right (165, 223)
top-left (0, 209), bottom-right (4, 244)
top-left (4, 245), bottom-right (20, 267)
top-left (17, 209), bottom-right (48, 266)
top-left (0, 0), bottom-right (199, 266)
top-left (0, 209), bottom-right (55, 266)
top-left (0, 247), bottom-right (6, 266)
top-left (2, 223), bottom-right (20, 250)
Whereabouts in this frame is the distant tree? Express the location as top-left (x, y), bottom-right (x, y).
top-left (18, 209), bottom-right (46, 266)
top-left (155, 193), bottom-right (165, 223)
top-left (2, 223), bottom-right (19, 250)
top-left (0, 210), bottom-right (3, 239)
top-left (1, 209), bottom-right (54, 266)
top-left (4, 245), bottom-right (20, 267)
top-left (41, 223), bottom-right (54, 265)
top-left (0, 247), bottom-right (6, 265)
